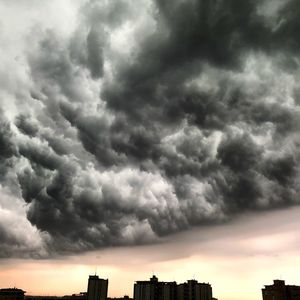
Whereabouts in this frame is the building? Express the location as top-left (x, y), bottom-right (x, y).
top-left (163, 282), bottom-right (177, 300)
top-left (107, 296), bottom-right (133, 300)
top-left (134, 276), bottom-right (177, 300)
top-left (0, 289), bottom-right (25, 300)
top-left (62, 293), bottom-right (87, 300)
top-left (26, 292), bottom-right (87, 300)
top-left (177, 280), bottom-right (212, 300)
top-left (134, 276), bottom-right (212, 300)
top-left (262, 280), bottom-right (300, 300)
top-left (134, 275), bottom-right (162, 300)
top-left (87, 275), bottom-right (108, 300)
top-left (25, 296), bottom-right (59, 300)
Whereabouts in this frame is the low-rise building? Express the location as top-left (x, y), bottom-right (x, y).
top-left (262, 280), bottom-right (300, 300)
top-left (0, 288), bottom-right (25, 300)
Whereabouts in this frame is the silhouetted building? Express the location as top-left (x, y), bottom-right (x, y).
top-left (87, 275), bottom-right (108, 300)
top-left (177, 280), bottom-right (212, 300)
top-left (163, 283), bottom-right (177, 300)
top-left (262, 280), bottom-right (300, 300)
top-left (134, 276), bottom-right (212, 300)
top-left (26, 293), bottom-right (87, 300)
top-left (107, 296), bottom-right (133, 300)
top-left (0, 289), bottom-right (25, 300)
top-left (26, 292), bottom-right (87, 300)
top-left (62, 293), bottom-right (87, 300)
top-left (25, 297), bottom-right (59, 300)
top-left (134, 276), bottom-right (177, 300)
top-left (134, 275), bottom-right (161, 300)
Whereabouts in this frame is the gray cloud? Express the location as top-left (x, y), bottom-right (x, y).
top-left (86, 27), bottom-right (105, 78)
top-left (0, 0), bottom-right (299, 257)
top-left (15, 114), bottom-right (39, 137)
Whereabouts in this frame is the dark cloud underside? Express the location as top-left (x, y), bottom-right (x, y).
top-left (0, 0), bottom-right (299, 257)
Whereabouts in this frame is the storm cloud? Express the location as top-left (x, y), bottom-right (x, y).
top-left (0, 0), bottom-right (299, 257)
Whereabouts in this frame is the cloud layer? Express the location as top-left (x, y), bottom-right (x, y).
top-left (0, 0), bottom-right (300, 257)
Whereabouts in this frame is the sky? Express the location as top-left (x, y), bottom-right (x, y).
top-left (0, 0), bottom-right (300, 299)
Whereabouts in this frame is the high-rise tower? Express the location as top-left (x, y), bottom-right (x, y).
top-left (87, 275), bottom-right (108, 300)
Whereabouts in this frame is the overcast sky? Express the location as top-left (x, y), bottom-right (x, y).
top-left (0, 0), bottom-right (300, 299)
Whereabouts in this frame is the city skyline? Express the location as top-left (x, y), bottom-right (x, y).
top-left (0, 1), bottom-right (300, 300)
top-left (3, 274), bottom-right (300, 300)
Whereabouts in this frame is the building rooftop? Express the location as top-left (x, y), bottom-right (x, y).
top-left (0, 288), bottom-right (25, 295)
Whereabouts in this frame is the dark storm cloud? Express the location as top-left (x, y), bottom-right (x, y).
top-left (18, 142), bottom-right (63, 171)
top-left (101, 0), bottom-right (271, 122)
top-left (264, 155), bottom-right (297, 187)
top-left (0, 224), bottom-right (31, 258)
top-left (1, 0), bottom-right (300, 257)
top-left (0, 113), bottom-right (17, 180)
top-left (86, 27), bottom-right (104, 78)
top-left (217, 133), bottom-right (262, 173)
top-left (273, 0), bottom-right (300, 54)
top-left (43, 135), bottom-right (71, 156)
top-left (15, 114), bottom-right (39, 137)
top-left (18, 161), bottom-right (187, 254)
top-left (0, 114), bottom-right (15, 159)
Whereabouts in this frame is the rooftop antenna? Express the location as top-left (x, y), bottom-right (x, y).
top-left (95, 266), bottom-right (98, 276)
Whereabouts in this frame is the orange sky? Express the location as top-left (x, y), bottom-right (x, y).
top-left (2, 207), bottom-right (300, 300)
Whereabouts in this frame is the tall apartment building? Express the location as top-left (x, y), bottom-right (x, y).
top-left (177, 280), bottom-right (212, 300)
top-left (262, 280), bottom-right (300, 300)
top-left (87, 275), bottom-right (108, 300)
top-left (134, 276), bottom-right (177, 300)
top-left (163, 282), bottom-right (177, 300)
top-left (134, 276), bottom-right (212, 300)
